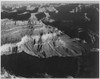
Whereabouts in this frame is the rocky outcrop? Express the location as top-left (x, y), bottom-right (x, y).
top-left (1, 23), bottom-right (87, 58)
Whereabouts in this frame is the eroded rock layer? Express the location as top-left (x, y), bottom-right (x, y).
top-left (1, 22), bottom-right (87, 58)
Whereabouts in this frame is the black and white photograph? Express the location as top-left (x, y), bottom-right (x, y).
top-left (1, 1), bottom-right (99, 78)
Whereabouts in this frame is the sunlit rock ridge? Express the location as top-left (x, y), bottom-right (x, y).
top-left (1, 18), bottom-right (86, 58)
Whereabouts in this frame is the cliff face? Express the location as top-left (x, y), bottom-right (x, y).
top-left (1, 12), bottom-right (86, 78)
